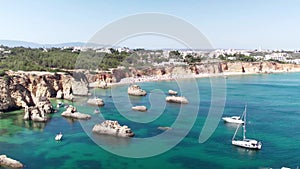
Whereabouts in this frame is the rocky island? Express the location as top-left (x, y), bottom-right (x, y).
top-left (87, 97), bottom-right (105, 106)
top-left (61, 105), bottom-right (91, 120)
top-left (127, 85), bottom-right (147, 96)
top-left (0, 155), bottom-right (23, 168)
top-left (168, 90), bottom-right (178, 95)
top-left (166, 96), bottom-right (189, 104)
top-left (132, 105), bottom-right (147, 112)
top-left (92, 120), bottom-right (135, 137)
top-left (23, 97), bottom-right (54, 122)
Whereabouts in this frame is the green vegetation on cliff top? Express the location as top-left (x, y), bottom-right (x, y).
top-left (0, 46), bottom-right (131, 72)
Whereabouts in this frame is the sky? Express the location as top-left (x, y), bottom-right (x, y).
top-left (0, 0), bottom-right (300, 49)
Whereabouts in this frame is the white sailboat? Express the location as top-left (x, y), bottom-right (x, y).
top-left (232, 105), bottom-right (262, 150)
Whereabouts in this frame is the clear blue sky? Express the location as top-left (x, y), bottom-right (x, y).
top-left (1, 0), bottom-right (299, 49)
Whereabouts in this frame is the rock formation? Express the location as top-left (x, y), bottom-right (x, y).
top-left (132, 105), bottom-right (147, 112)
top-left (61, 105), bottom-right (91, 120)
top-left (71, 72), bottom-right (89, 96)
top-left (92, 120), bottom-right (134, 137)
top-left (168, 89), bottom-right (178, 95)
top-left (127, 85), bottom-right (147, 96)
top-left (0, 155), bottom-right (23, 168)
top-left (0, 71), bottom-right (90, 112)
top-left (56, 90), bottom-right (63, 99)
top-left (23, 97), bottom-right (54, 122)
top-left (166, 96), bottom-right (189, 104)
top-left (87, 98), bottom-right (104, 106)
top-left (0, 76), bottom-right (34, 111)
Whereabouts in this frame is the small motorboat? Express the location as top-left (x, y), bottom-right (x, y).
top-left (222, 116), bottom-right (244, 124)
top-left (57, 102), bottom-right (64, 108)
top-left (55, 132), bottom-right (63, 141)
top-left (94, 109), bottom-right (100, 114)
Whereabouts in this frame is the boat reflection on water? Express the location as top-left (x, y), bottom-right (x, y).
top-left (234, 146), bottom-right (260, 156)
top-left (23, 119), bottom-right (50, 131)
top-left (224, 122), bottom-right (241, 128)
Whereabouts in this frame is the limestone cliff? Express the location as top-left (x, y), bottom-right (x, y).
top-left (0, 71), bottom-right (89, 112)
top-left (109, 62), bottom-right (300, 82)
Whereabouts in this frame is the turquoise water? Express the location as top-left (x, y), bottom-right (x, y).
top-left (1, 73), bottom-right (300, 169)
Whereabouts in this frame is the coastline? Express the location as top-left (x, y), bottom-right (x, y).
top-left (109, 68), bottom-right (300, 87)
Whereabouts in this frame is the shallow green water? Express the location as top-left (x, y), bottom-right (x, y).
top-left (1, 73), bottom-right (300, 169)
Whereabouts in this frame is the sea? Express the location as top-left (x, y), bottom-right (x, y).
top-left (1, 72), bottom-right (300, 169)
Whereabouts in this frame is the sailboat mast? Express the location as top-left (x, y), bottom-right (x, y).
top-left (243, 105), bottom-right (247, 140)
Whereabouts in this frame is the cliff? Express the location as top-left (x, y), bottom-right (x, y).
top-left (110, 62), bottom-right (300, 82)
top-left (0, 71), bottom-right (89, 112)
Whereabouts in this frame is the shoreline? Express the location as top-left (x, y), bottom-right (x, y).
top-left (108, 69), bottom-right (300, 87)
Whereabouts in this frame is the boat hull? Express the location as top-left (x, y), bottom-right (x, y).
top-left (232, 140), bottom-right (262, 150)
top-left (222, 117), bottom-right (244, 124)
top-left (55, 134), bottom-right (63, 141)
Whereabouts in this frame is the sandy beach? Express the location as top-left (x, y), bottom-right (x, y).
top-left (108, 67), bottom-right (300, 87)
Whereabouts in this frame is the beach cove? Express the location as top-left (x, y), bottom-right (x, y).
top-left (1, 72), bottom-right (300, 169)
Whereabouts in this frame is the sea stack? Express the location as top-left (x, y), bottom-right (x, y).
top-left (23, 97), bottom-right (54, 122)
top-left (166, 96), bottom-right (189, 104)
top-left (87, 98), bottom-right (105, 106)
top-left (128, 85), bottom-right (147, 96)
top-left (168, 89), bottom-right (178, 95)
top-left (0, 155), bottom-right (23, 168)
top-left (92, 120), bottom-right (135, 137)
top-left (61, 105), bottom-right (91, 120)
top-left (132, 105), bottom-right (147, 112)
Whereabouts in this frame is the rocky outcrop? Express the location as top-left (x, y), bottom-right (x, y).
top-left (0, 155), bottom-right (23, 168)
top-left (166, 96), bottom-right (189, 104)
top-left (61, 105), bottom-right (91, 120)
top-left (72, 72), bottom-right (89, 96)
top-left (89, 81), bottom-right (112, 89)
top-left (24, 97), bottom-right (53, 122)
top-left (92, 120), bottom-right (134, 137)
top-left (87, 98), bottom-right (104, 106)
top-left (168, 90), bottom-right (178, 95)
top-left (0, 76), bottom-right (34, 111)
top-left (128, 85), bottom-right (147, 96)
top-left (88, 72), bottom-right (115, 89)
top-left (132, 105), bottom-right (147, 112)
top-left (0, 71), bottom-right (90, 112)
top-left (56, 90), bottom-right (63, 99)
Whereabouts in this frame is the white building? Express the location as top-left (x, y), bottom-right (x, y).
top-left (265, 53), bottom-right (289, 61)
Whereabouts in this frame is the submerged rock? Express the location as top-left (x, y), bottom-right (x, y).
top-left (0, 155), bottom-right (23, 168)
top-left (61, 105), bottom-right (91, 120)
top-left (166, 96), bottom-right (188, 104)
top-left (127, 85), bottom-right (146, 96)
top-left (157, 126), bottom-right (172, 131)
top-left (132, 105), bottom-right (147, 112)
top-left (92, 120), bottom-right (134, 137)
top-left (87, 98), bottom-right (104, 106)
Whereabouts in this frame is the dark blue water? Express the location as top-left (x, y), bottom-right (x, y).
top-left (1, 73), bottom-right (300, 169)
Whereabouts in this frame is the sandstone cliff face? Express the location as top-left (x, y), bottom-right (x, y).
top-left (109, 62), bottom-right (300, 82)
top-left (0, 71), bottom-right (89, 112)
top-left (0, 77), bottom-right (34, 111)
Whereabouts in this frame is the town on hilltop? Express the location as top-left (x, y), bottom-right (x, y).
top-left (1, 45), bottom-right (300, 73)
